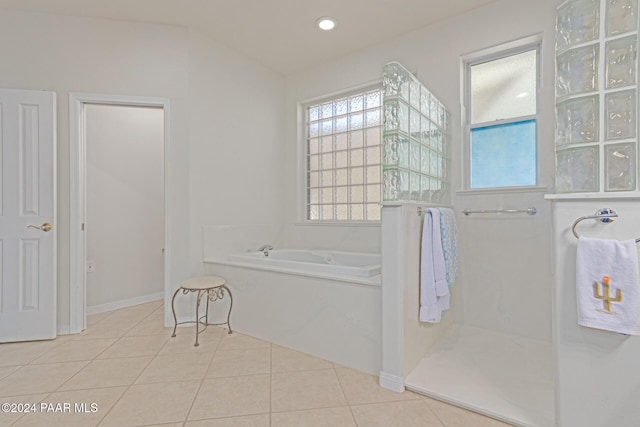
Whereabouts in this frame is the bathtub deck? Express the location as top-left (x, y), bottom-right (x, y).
top-left (404, 324), bottom-right (554, 427)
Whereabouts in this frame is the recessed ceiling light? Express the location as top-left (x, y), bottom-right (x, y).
top-left (316, 17), bottom-right (337, 31)
top-left (516, 92), bottom-right (529, 98)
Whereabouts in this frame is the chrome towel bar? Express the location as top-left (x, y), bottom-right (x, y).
top-left (461, 207), bottom-right (537, 216)
top-left (416, 207), bottom-right (537, 216)
top-left (572, 208), bottom-right (640, 243)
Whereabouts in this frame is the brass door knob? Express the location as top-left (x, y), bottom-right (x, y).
top-left (27, 223), bottom-right (53, 232)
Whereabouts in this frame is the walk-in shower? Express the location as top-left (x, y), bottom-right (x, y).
top-left (379, 61), bottom-right (554, 427)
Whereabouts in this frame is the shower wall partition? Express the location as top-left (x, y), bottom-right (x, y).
top-left (380, 62), bottom-right (554, 427)
top-left (380, 61), bottom-right (453, 393)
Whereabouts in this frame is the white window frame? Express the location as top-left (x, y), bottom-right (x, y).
top-left (298, 83), bottom-right (384, 224)
top-left (462, 35), bottom-right (542, 191)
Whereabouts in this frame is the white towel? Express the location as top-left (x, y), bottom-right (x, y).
top-left (576, 236), bottom-right (640, 335)
top-left (420, 208), bottom-right (450, 323)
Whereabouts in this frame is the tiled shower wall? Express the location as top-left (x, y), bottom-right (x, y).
top-left (556, 0), bottom-right (639, 193)
top-left (382, 62), bottom-right (450, 203)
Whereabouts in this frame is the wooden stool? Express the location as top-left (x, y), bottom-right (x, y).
top-left (170, 276), bottom-right (233, 346)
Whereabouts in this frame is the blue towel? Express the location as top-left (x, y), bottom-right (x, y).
top-left (438, 208), bottom-right (459, 287)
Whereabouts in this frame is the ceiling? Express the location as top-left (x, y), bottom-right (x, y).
top-left (0, 0), bottom-right (498, 74)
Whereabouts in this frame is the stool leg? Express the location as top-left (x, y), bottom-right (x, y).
top-left (170, 287), bottom-right (182, 338)
top-left (195, 289), bottom-right (206, 347)
top-left (205, 291), bottom-right (211, 325)
top-left (223, 285), bottom-right (233, 334)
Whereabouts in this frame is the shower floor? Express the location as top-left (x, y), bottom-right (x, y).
top-left (404, 324), bottom-right (554, 427)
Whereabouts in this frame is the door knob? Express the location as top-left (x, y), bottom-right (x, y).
top-left (27, 223), bottom-right (53, 232)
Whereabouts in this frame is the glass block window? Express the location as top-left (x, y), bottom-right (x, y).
top-left (305, 87), bottom-right (382, 221)
top-left (466, 46), bottom-right (539, 189)
top-left (555, 0), bottom-right (639, 193)
top-left (382, 62), bottom-right (450, 203)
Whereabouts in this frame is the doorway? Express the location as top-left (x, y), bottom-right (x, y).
top-left (69, 94), bottom-right (171, 333)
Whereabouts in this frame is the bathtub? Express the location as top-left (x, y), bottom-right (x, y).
top-left (204, 248), bottom-right (382, 374)
top-left (228, 249), bottom-right (381, 278)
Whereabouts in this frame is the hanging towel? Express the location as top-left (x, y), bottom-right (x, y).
top-left (437, 208), bottom-right (459, 287)
top-left (576, 236), bottom-right (640, 335)
top-left (420, 208), bottom-right (450, 323)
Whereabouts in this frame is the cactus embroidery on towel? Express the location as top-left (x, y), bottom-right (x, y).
top-left (594, 276), bottom-right (623, 314)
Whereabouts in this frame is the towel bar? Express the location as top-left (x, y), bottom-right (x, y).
top-left (461, 208), bottom-right (537, 216)
top-left (572, 208), bottom-right (640, 243)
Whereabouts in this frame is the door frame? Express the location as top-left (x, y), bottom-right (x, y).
top-left (69, 93), bottom-right (171, 334)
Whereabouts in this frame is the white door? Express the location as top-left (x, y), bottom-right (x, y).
top-left (0, 88), bottom-right (56, 342)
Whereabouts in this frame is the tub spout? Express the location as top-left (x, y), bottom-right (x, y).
top-left (258, 245), bottom-right (274, 256)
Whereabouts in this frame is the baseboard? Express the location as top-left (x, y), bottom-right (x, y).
top-left (87, 292), bottom-right (164, 315)
top-left (379, 371), bottom-right (406, 392)
top-left (57, 324), bottom-right (71, 336)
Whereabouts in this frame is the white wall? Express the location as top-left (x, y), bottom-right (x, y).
top-left (380, 203), bottom-right (456, 391)
top-left (187, 30), bottom-right (286, 275)
top-left (456, 189), bottom-right (553, 340)
top-left (85, 104), bottom-right (164, 309)
top-left (0, 10), bottom-right (190, 333)
top-left (552, 198), bottom-right (640, 427)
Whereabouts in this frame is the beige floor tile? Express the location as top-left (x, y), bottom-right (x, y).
top-left (106, 309), bottom-right (157, 326)
top-left (335, 367), bottom-right (421, 405)
top-left (188, 375), bottom-right (270, 420)
top-left (350, 400), bottom-right (444, 427)
top-left (107, 301), bottom-right (161, 320)
top-left (423, 397), bottom-right (515, 426)
top-left (160, 327), bottom-right (222, 355)
top-left (271, 406), bottom-right (356, 427)
top-left (0, 340), bottom-right (63, 367)
top-left (206, 347), bottom-right (271, 378)
top-left (271, 369), bottom-right (347, 413)
top-left (271, 346), bottom-right (333, 373)
top-left (132, 424), bottom-right (183, 427)
top-left (70, 320), bottom-right (136, 340)
top-left (216, 332), bottom-right (270, 351)
top-left (0, 362), bottom-right (87, 397)
top-left (86, 312), bottom-right (112, 326)
top-left (0, 365), bottom-right (20, 380)
top-left (185, 414), bottom-right (270, 426)
top-left (12, 386), bottom-right (126, 427)
top-left (0, 393), bottom-right (50, 426)
top-left (125, 319), bottom-right (174, 337)
top-left (58, 356), bottom-right (152, 391)
top-left (136, 352), bottom-right (212, 384)
top-left (97, 335), bottom-right (170, 359)
top-left (30, 339), bottom-right (116, 364)
top-left (99, 380), bottom-right (200, 427)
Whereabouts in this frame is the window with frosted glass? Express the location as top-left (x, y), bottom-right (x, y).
top-left (467, 47), bottom-right (539, 189)
top-left (305, 87), bottom-right (382, 221)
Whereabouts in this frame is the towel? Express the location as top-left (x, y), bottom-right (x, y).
top-left (576, 236), bottom-right (640, 335)
top-left (437, 208), bottom-right (459, 287)
top-left (420, 208), bottom-right (450, 323)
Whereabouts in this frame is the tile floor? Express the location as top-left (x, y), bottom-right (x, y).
top-left (0, 301), bottom-right (513, 426)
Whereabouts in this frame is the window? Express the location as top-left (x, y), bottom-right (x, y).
top-left (305, 87), bottom-right (383, 221)
top-left (466, 45), bottom-right (539, 189)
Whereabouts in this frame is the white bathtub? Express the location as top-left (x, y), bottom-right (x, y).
top-left (228, 249), bottom-right (381, 278)
top-left (204, 248), bottom-right (382, 374)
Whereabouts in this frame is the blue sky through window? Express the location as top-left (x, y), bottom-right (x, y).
top-left (471, 120), bottom-right (537, 188)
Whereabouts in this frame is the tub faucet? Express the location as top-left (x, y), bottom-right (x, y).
top-left (258, 245), bottom-right (274, 256)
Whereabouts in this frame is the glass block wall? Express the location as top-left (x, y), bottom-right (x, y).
top-left (382, 62), bottom-right (450, 203)
top-left (555, 0), bottom-right (639, 193)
